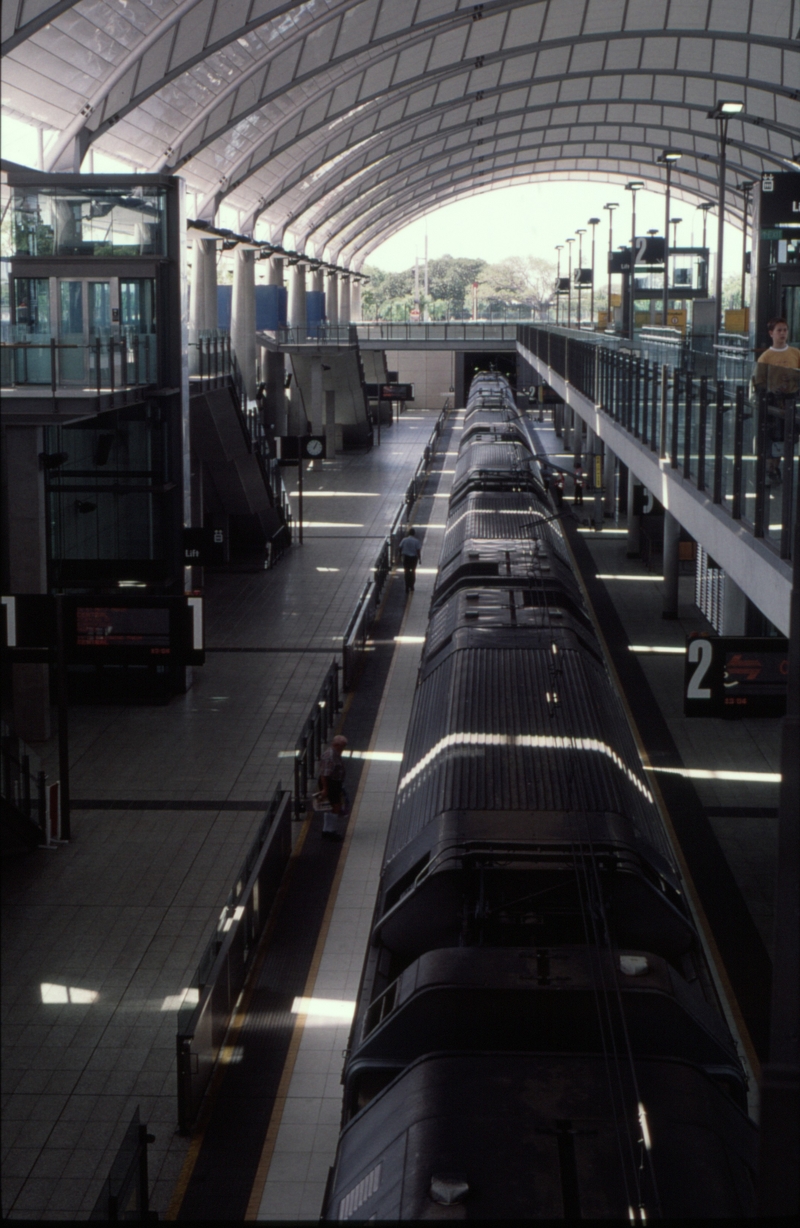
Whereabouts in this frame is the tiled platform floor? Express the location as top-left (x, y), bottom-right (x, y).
top-left (1, 411), bottom-right (444, 1221)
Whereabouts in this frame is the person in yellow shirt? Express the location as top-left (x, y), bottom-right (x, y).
top-left (754, 317), bottom-right (800, 483)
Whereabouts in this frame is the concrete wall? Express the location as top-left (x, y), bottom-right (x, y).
top-left (384, 350), bottom-right (455, 410)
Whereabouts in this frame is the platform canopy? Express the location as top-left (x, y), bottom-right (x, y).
top-left (3, 0), bottom-right (798, 268)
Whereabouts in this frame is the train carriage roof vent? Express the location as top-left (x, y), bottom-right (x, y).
top-left (620, 955), bottom-right (650, 976)
top-left (430, 1174), bottom-right (470, 1205)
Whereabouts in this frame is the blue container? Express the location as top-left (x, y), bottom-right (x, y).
top-left (306, 290), bottom-right (326, 334)
top-left (217, 284), bottom-right (232, 330)
top-left (256, 284), bottom-right (288, 329)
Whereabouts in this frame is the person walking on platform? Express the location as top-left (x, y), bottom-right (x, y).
top-left (573, 462), bottom-right (585, 506)
top-left (552, 469), bottom-right (564, 508)
top-left (318, 734), bottom-right (348, 840)
top-left (399, 527), bottom-right (422, 593)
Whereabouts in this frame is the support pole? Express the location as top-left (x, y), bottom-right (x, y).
top-left (626, 468), bottom-right (640, 556)
top-left (662, 511), bottom-right (680, 619)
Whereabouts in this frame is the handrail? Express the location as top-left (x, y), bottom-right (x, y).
top-left (89, 1107), bottom-right (155, 1221)
top-left (292, 662), bottom-right (342, 817)
top-left (176, 785), bottom-right (292, 1134)
top-left (342, 405), bottom-right (450, 691)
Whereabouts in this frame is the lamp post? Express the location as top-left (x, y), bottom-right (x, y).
top-left (707, 99), bottom-right (745, 337)
top-left (657, 149), bottom-right (681, 327)
top-left (575, 228), bottom-right (586, 327)
top-left (604, 202), bottom-right (619, 330)
top-left (588, 218), bottom-right (600, 327)
top-left (697, 201), bottom-right (714, 295)
top-left (626, 181), bottom-right (645, 340)
top-left (738, 180), bottom-right (755, 312)
top-left (565, 238), bottom-right (575, 327)
top-left (555, 245), bottom-right (563, 325)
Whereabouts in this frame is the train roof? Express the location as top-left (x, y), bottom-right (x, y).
top-left (386, 639), bottom-right (674, 869)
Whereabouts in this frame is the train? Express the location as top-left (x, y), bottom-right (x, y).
top-left (322, 373), bottom-right (758, 1221)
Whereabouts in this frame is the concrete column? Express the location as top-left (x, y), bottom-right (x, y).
top-left (5, 427), bottom-right (50, 741)
top-left (721, 572), bottom-right (748, 635)
top-left (311, 267), bottom-right (324, 295)
top-left (231, 247), bottom-right (256, 400)
top-left (573, 413), bottom-right (583, 466)
top-left (189, 238), bottom-right (218, 373)
top-left (265, 350), bottom-right (287, 437)
top-left (554, 403), bottom-right (563, 437)
top-left (268, 256), bottom-right (284, 287)
top-left (339, 275), bottom-right (351, 325)
top-left (327, 271), bottom-right (339, 326)
top-left (325, 389), bottom-right (336, 459)
top-left (586, 426), bottom-right (595, 483)
top-left (309, 355), bottom-right (324, 469)
top-left (563, 406), bottom-right (571, 450)
top-left (592, 435), bottom-right (604, 529)
top-left (626, 468), bottom-right (640, 556)
top-left (290, 262), bottom-right (307, 331)
top-left (662, 511), bottom-right (680, 619)
top-left (603, 443), bottom-right (616, 517)
top-left (351, 279), bottom-right (362, 322)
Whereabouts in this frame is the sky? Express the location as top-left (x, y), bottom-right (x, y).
top-left (367, 180), bottom-right (745, 279)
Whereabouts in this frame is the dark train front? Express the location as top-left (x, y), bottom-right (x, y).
top-left (322, 374), bottom-right (758, 1221)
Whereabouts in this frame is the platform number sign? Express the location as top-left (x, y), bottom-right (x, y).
top-left (684, 633), bottom-right (788, 718)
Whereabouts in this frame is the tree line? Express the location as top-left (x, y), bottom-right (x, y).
top-left (361, 254), bottom-right (559, 320)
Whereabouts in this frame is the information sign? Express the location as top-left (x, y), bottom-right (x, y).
top-left (683, 633), bottom-right (788, 718)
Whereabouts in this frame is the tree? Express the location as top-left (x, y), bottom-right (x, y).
top-left (477, 256), bottom-right (556, 316)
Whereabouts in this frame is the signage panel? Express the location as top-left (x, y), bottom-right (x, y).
top-left (684, 633), bottom-right (788, 717)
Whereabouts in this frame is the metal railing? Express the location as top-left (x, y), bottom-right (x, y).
top-left (1, 331), bottom-right (157, 397)
top-left (357, 323), bottom-right (519, 344)
top-left (342, 403), bottom-right (450, 691)
top-left (176, 785), bottom-right (292, 1134)
top-left (89, 1108), bottom-right (155, 1221)
top-left (1, 721), bottom-right (47, 852)
top-left (292, 662), bottom-right (342, 817)
top-left (518, 324), bottom-right (799, 562)
top-left (273, 324), bottom-right (358, 347)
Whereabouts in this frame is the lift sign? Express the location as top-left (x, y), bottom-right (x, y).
top-left (684, 633), bottom-right (788, 718)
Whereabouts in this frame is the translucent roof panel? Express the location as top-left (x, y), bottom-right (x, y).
top-left (2, 0), bottom-right (797, 267)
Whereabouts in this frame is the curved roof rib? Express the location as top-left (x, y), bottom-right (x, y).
top-left (2, 0), bottom-right (798, 268)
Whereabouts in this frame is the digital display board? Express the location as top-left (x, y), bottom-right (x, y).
top-left (75, 606), bottom-right (171, 648)
top-left (684, 634), bottom-right (788, 718)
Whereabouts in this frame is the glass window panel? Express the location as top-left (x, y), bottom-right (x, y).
top-left (12, 187), bottom-right (166, 257)
top-left (60, 281), bottom-right (84, 335)
top-left (89, 282), bottom-right (111, 335)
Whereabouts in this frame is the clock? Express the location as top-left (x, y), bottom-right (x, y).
top-left (306, 438), bottom-right (324, 457)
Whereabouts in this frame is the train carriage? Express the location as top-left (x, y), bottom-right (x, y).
top-left (322, 375), bottom-right (758, 1222)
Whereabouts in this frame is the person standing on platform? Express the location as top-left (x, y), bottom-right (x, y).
top-left (398, 527), bottom-right (422, 593)
top-left (573, 462), bottom-right (585, 506)
top-left (552, 470), bottom-right (564, 508)
top-left (318, 734), bottom-right (348, 840)
top-left (754, 317), bottom-right (800, 484)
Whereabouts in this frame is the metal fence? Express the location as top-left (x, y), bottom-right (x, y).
top-left (1, 331), bottom-right (157, 397)
top-left (356, 322), bottom-right (519, 344)
top-left (341, 404), bottom-right (450, 691)
top-left (518, 324), bottom-right (799, 563)
top-left (1, 721), bottom-right (47, 852)
top-left (292, 662), bottom-right (342, 818)
top-left (89, 1107), bottom-right (156, 1221)
top-left (176, 786), bottom-right (293, 1135)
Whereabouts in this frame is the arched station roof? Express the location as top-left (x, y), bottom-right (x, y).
top-left (3, 0), bottom-right (799, 269)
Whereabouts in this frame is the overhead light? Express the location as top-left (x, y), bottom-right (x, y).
top-left (626, 180), bottom-right (644, 191)
top-left (707, 100), bottom-right (744, 118)
top-left (657, 150), bottom-right (682, 164)
top-left (588, 216), bottom-right (601, 225)
top-left (605, 202), bottom-right (619, 210)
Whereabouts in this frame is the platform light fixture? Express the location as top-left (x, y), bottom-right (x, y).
top-left (707, 101), bottom-right (744, 337)
top-left (575, 228), bottom-right (587, 327)
top-left (625, 182), bottom-right (645, 340)
top-left (738, 180), bottom-right (756, 312)
top-left (604, 203), bottom-right (619, 330)
top-left (657, 150), bottom-right (681, 325)
top-left (587, 218), bottom-right (600, 326)
top-left (554, 244), bottom-right (564, 325)
top-left (565, 237), bottom-right (575, 328)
